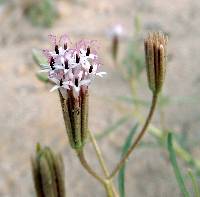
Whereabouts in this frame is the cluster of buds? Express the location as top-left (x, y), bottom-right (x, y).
top-left (144, 32), bottom-right (168, 95)
top-left (31, 144), bottom-right (65, 197)
top-left (41, 34), bottom-right (106, 149)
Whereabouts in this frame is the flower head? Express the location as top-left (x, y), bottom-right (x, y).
top-left (40, 34), bottom-right (106, 149)
top-left (41, 34), bottom-right (106, 98)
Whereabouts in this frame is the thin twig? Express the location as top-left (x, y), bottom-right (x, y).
top-left (109, 94), bottom-right (158, 178)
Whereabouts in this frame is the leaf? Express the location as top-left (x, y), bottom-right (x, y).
top-left (95, 115), bottom-right (130, 140)
top-left (32, 48), bottom-right (48, 66)
top-left (36, 73), bottom-right (50, 83)
top-left (167, 133), bottom-right (190, 197)
top-left (188, 169), bottom-right (200, 197)
top-left (118, 124), bottom-right (139, 197)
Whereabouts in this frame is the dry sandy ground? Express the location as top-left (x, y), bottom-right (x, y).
top-left (0, 0), bottom-right (200, 196)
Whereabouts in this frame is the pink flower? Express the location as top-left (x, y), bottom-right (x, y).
top-left (41, 34), bottom-right (106, 98)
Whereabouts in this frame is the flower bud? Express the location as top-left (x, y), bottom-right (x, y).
top-left (59, 88), bottom-right (89, 150)
top-left (31, 144), bottom-right (65, 197)
top-left (144, 32), bottom-right (167, 94)
top-left (109, 24), bottom-right (124, 63)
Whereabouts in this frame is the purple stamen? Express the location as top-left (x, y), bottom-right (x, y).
top-left (86, 47), bottom-right (90, 56)
top-left (89, 65), bottom-right (93, 73)
top-left (50, 57), bottom-right (55, 70)
top-left (76, 54), bottom-right (80, 63)
top-left (60, 79), bottom-right (63, 86)
top-left (75, 78), bottom-right (79, 87)
top-left (64, 60), bottom-right (69, 69)
top-left (64, 43), bottom-right (67, 50)
top-left (55, 45), bottom-right (59, 54)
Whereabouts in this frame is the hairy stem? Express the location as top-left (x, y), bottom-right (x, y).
top-left (109, 93), bottom-right (158, 178)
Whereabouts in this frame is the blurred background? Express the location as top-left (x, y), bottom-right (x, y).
top-left (1, 0), bottom-right (200, 196)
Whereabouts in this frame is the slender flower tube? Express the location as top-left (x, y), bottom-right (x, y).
top-left (144, 32), bottom-right (168, 94)
top-left (41, 34), bottom-right (106, 149)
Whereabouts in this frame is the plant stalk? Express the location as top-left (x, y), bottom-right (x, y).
top-left (109, 93), bottom-right (158, 178)
top-left (104, 180), bottom-right (118, 197)
top-left (76, 149), bottom-right (105, 185)
top-left (88, 130), bottom-right (119, 196)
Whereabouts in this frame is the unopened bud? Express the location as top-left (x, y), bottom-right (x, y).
top-left (31, 144), bottom-right (65, 197)
top-left (144, 32), bottom-right (167, 94)
top-left (112, 35), bottom-right (119, 63)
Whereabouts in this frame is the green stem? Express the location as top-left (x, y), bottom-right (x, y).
top-left (88, 130), bottom-right (110, 176)
top-left (77, 149), bottom-right (118, 196)
top-left (104, 180), bottom-right (118, 197)
top-left (88, 130), bottom-right (119, 196)
top-left (76, 149), bottom-right (105, 185)
top-left (109, 94), bottom-right (158, 178)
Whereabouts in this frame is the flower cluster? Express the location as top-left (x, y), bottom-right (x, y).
top-left (40, 34), bottom-right (106, 98)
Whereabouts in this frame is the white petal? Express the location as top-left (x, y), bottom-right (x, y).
top-left (79, 79), bottom-right (91, 86)
top-left (50, 78), bottom-right (59, 84)
top-left (73, 85), bottom-right (80, 94)
top-left (96, 72), bottom-right (107, 77)
top-left (64, 69), bottom-right (69, 74)
top-left (82, 60), bottom-right (91, 70)
top-left (50, 52), bottom-right (57, 57)
top-left (63, 81), bottom-right (72, 88)
top-left (50, 85), bottom-right (59, 92)
top-left (38, 69), bottom-right (50, 73)
top-left (67, 71), bottom-right (74, 80)
top-left (78, 70), bottom-right (83, 80)
top-left (92, 64), bottom-right (98, 73)
top-left (59, 47), bottom-right (66, 56)
top-left (55, 65), bottom-right (64, 69)
top-left (88, 54), bottom-right (97, 59)
top-left (60, 57), bottom-right (65, 64)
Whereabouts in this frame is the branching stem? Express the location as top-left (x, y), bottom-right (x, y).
top-left (76, 149), bottom-right (105, 185)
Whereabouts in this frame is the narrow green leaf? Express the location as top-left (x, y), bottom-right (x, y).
top-left (188, 169), bottom-right (200, 197)
top-left (96, 115), bottom-right (130, 140)
top-left (36, 73), bottom-right (49, 83)
top-left (118, 124), bottom-right (139, 197)
top-left (32, 49), bottom-right (48, 66)
top-left (167, 133), bottom-right (190, 197)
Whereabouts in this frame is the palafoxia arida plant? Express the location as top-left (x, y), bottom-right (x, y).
top-left (33, 32), bottom-right (167, 196)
